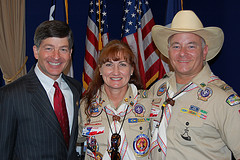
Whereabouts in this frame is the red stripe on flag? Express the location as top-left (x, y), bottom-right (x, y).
top-left (142, 18), bottom-right (155, 39)
top-left (144, 42), bottom-right (156, 60)
top-left (86, 27), bottom-right (98, 51)
top-left (84, 49), bottom-right (97, 70)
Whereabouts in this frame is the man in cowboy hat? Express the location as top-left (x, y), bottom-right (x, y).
top-left (149, 10), bottom-right (240, 160)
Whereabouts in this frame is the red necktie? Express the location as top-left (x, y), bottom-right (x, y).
top-left (53, 82), bottom-right (70, 148)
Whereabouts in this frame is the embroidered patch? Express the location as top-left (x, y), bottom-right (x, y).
top-left (180, 107), bottom-right (208, 120)
top-left (197, 110), bottom-right (208, 119)
top-left (86, 136), bottom-right (102, 159)
top-left (157, 82), bottom-right (167, 96)
top-left (150, 108), bottom-right (160, 117)
top-left (82, 127), bottom-right (104, 136)
top-left (226, 94), bottom-right (240, 106)
top-left (133, 134), bottom-right (150, 157)
top-left (128, 118), bottom-right (150, 123)
top-left (189, 105), bottom-right (200, 112)
top-left (88, 102), bottom-right (103, 117)
top-left (133, 103), bottom-right (145, 117)
top-left (197, 87), bottom-right (213, 101)
top-left (86, 136), bottom-right (97, 157)
top-left (95, 152), bottom-right (103, 159)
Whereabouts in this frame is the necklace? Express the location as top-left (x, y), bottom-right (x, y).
top-left (104, 105), bottom-right (130, 160)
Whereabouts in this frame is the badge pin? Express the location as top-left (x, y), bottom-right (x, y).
top-left (130, 101), bottom-right (134, 106)
top-left (76, 101), bottom-right (79, 106)
top-left (181, 122), bottom-right (191, 141)
top-left (200, 83), bottom-right (206, 87)
top-left (133, 134), bottom-right (150, 157)
top-left (133, 104), bottom-right (145, 117)
top-left (197, 87), bottom-right (213, 101)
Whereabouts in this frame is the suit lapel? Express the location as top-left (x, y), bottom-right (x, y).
top-left (62, 75), bottom-right (80, 151)
top-left (26, 68), bottom-right (66, 147)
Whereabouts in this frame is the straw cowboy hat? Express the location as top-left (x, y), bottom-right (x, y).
top-left (151, 10), bottom-right (224, 61)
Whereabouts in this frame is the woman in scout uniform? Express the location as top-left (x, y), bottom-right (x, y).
top-left (78, 40), bottom-right (153, 160)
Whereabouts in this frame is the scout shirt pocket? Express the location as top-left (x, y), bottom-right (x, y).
top-left (82, 116), bottom-right (108, 159)
top-left (174, 108), bottom-right (218, 147)
top-left (174, 112), bottom-right (205, 146)
top-left (127, 118), bottom-right (151, 158)
top-left (127, 117), bottom-right (150, 133)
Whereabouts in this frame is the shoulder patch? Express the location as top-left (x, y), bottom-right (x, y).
top-left (157, 82), bottom-right (167, 96)
top-left (226, 94), bottom-right (240, 106)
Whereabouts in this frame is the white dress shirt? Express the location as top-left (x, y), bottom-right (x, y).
top-left (34, 63), bottom-right (74, 133)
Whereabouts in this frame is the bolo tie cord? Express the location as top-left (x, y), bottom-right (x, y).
top-left (158, 82), bottom-right (193, 125)
top-left (104, 105), bottom-right (130, 135)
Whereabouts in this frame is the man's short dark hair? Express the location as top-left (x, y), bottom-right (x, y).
top-left (34, 20), bottom-right (73, 49)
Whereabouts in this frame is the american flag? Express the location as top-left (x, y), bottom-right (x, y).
top-left (49, 0), bottom-right (74, 77)
top-left (121, 0), bottom-right (166, 89)
top-left (82, 0), bottom-right (109, 94)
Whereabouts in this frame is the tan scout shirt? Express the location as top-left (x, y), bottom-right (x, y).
top-left (149, 63), bottom-right (240, 160)
top-left (78, 84), bottom-right (153, 160)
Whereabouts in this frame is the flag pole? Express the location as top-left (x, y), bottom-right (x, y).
top-left (98, 0), bottom-right (103, 51)
top-left (64, 0), bottom-right (69, 24)
top-left (181, 0), bottom-right (183, 10)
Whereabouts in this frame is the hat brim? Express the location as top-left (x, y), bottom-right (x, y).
top-left (151, 25), bottom-right (224, 61)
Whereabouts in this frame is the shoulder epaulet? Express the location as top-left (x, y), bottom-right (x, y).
top-left (219, 84), bottom-right (233, 92)
top-left (210, 78), bottom-right (236, 95)
top-left (162, 74), bottom-right (169, 79)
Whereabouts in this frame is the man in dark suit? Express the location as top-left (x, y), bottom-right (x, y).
top-left (0, 20), bottom-right (81, 160)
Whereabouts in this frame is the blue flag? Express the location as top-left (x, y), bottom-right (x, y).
top-left (165, 0), bottom-right (182, 26)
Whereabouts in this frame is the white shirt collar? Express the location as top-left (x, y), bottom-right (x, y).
top-left (34, 63), bottom-right (63, 92)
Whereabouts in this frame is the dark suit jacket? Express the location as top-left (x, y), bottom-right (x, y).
top-left (0, 67), bottom-right (81, 160)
